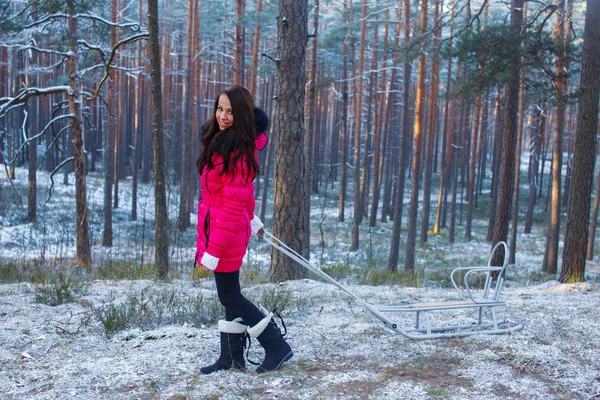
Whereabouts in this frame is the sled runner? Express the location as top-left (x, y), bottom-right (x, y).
top-left (261, 232), bottom-right (523, 340)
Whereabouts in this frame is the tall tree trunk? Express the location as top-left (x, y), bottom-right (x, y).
top-left (475, 94), bottom-right (490, 202)
top-left (433, 3), bottom-right (455, 234)
top-left (420, 0), bottom-right (441, 244)
top-left (560, 0), bottom-right (600, 283)
top-left (233, 0), bottom-right (246, 86)
top-left (350, 0), bottom-right (368, 251)
top-left (338, 0), bottom-right (349, 222)
top-left (148, 0), bottom-right (170, 280)
top-left (509, 3), bottom-right (528, 263)
top-left (304, 0), bottom-right (319, 256)
top-left (113, 0), bottom-right (122, 210)
top-left (465, 2), bottom-right (489, 239)
top-left (178, 0), bottom-right (197, 231)
top-left (103, 0), bottom-right (120, 247)
top-left (487, 88), bottom-right (505, 241)
top-left (131, 0), bottom-right (145, 221)
top-left (388, 0), bottom-right (411, 272)
top-left (369, 9), bottom-right (391, 227)
top-left (524, 101), bottom-right (545, 233)
top-left (542, 0), bottom-right (567, 274)
top-left (490, 0), bottom-right (523, 266)
top-left (26, 3), bottom-right (39, 223)
top-left (270, 0), bottom-right (308, 281)
top-left (587, 157), bottom-right (600, 260)
top-left (190, 0), bottom-right (200, 210)
top-left (249, 0), bottom-right (263, 97)
top-left (360, 10), bottom-right (378, 222)
top-left (443, 65), bottom-right (461, 230)
top-left (66, 0), bottom-right (91, 268)
top-left (561, 0), bottom-right (575, 209)
top-left (259, 93), bottom-right (275, 222)
top-left (449, 95), bottom-right (466, 243)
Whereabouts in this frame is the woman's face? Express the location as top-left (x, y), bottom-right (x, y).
top-left (216, 93), bottom-right (234, 131)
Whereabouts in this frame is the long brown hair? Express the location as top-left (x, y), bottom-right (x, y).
top-left (196, 85), bottom-right (259, 180)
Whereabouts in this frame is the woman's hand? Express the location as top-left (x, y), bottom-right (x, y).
top-left (250, 216), bottom-right (265, 236)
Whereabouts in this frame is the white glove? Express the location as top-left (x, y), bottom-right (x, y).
top-left (250, 216), bottom-right (264, 236)
top-left (200, 252), bottom-right (219, 271)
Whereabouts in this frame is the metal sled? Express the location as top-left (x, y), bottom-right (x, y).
top-left (262, 232), bottom-right (523, 340)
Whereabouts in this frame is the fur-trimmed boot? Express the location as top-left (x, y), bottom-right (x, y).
top-left (248, 308), bottom-right (293, 373)
top-left (200, 318), bottom-right (247, 374)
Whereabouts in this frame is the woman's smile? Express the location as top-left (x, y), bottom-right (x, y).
top-left (216, 93), bottom-right (234, 130)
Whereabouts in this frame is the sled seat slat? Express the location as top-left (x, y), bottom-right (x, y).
top-left (409, 300), bottom-right (502, 309)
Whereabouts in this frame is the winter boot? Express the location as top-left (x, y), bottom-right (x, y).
top-left (200, 318), bottom-right (247, 374)
top-left (247, 308), bottom-right (293, 373)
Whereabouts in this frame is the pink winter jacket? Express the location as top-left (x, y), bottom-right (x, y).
top-left (195, 132), bottom-right (268, 272)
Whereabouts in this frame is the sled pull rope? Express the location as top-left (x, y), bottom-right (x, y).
top-left (261, 231), bottom-right (398, 329)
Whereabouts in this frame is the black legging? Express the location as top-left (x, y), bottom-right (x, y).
top-left (214, 270), bottom-right (265, 326)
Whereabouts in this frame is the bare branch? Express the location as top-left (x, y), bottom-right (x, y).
top-left (55, 325), bottom-right (78, 335)
top-left (79, 64), bottom-right (107, 76)
top-left (77, 12), bottom-right (141, 31)
top-left (44, 157), bottom-right (74, 206)
top-left (0, 86), bottom-right (70, 115)
top-left (261, 52), bottom-right (280, 63)
top-left (21, 13), bottom-right (68, 30)
top-left (20, 107), bottom-right (28, 143)
top-left (19, 43), bottom-right (69, 57)
top-left (87, 32), bottom-right (149, 101)
top-left (4, 113), bottom-right (75, 166)
top-left (77, 39), bottom-right (105, 55)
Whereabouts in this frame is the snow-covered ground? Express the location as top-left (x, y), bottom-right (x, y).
top-left (2, 166), bottom-right (600, 399)
top-left (1, 279), bottom-right (599, 399)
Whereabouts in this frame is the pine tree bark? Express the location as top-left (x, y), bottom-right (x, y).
top-left (148, 0), bottom-right (170, 280)
top-left (233, 0), bottom-right (246, 86)
top-left (338, 0), bottom-right (349, 222)
top-left (542, 0), bottom-right (568, 274)
top-left (369, 8), bottom-right (391, 227)
top-left (190, 0), bottom-right (200, 210)
top-left (388, 0), bottom-right (411, 272)
top-left (103, 0), bottom-right (119, 247)
top-left (66, 0), bottom-right (91, 267)
top-left (486, 88), bottom-right (504, 241)
top-left (490, 0), bottom-right (523, 266)
top-left (249, 0), bottom-right (263, 97)
top-left (509, 4), bottom-right (528, 263)
top-left (587, 162), bottom-right (600, 260)
top-left (420, 0), bottom-right (441, 245)
top-left (360, 11), bottom-right (378, 222)
top-left (131, 0), bottom-right (145, 221)
top-left (178, 0), bottom-right (197, 231)
top-left (304, 0), bottom-right (319, 256)
top-left (350, 0), bottom-right (368, 251)
top-left (465, 2), bottom-right (489, 240)
top-left (433, 2), bottom-right (455, 234)
top-left (524, 100), bottom-right (545, 233)
top-left (270, 0), bottom-right (308, 282)
top-left (560, 0), bottom-right (600, 283)
top-left (26, 3), bottom-right (39, 223)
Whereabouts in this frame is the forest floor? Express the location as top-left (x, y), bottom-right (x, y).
top-left (0, 278), bottom-right (599, 400)
top-left (2, 167), bottom-right (600, 399)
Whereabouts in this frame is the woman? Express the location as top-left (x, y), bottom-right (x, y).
top-left (196, 85), bottom-right (293, 374)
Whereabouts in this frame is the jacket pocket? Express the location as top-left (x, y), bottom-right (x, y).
top-left (203, 208), bottom-right (211, 249)
top-left (243, 213), bottom-right (250, 236)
